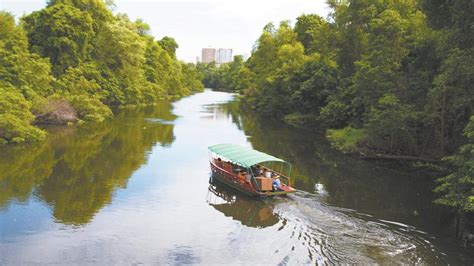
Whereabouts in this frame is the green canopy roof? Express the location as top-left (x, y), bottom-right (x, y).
top-left (208, 143), bottom-right (288, 167)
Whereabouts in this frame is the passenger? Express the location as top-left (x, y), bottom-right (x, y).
top-left (272, 175), bottom-right (282, 191)
top-left (250, 165), bottom-right (256, 176)
top-left (251, 165), bottom-right (261, 176)
top-left (238, 171), bottom-right (246, 182)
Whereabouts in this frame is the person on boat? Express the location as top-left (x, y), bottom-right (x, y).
top-left (250, 165), bottom-right (256, 176)
top-left (251, 165), bottom-right (260, 176)
top-left (238, 170), bottom-right (246, 183)
top-left (272, 175), bottom-right (282, 191)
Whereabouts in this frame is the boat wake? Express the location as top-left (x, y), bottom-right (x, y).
top-left (268, 190), bottom-right (443, 264)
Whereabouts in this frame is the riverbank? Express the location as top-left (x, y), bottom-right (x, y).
top-left (1, 90), bottom-right (472, 264)
top-left (0, 4), bottom-right (204, 145)
top-left (0, 89), bottom-right (202, 145)
top-left (230, 95), bottom-right (472, 248)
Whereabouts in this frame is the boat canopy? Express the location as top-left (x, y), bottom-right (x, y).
top-left (208, 143), bottom-right (288, 168)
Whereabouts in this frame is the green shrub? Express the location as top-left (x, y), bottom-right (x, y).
top-left (326, 126), bottom-right (367, 153)
top-left (283, 113), bottom-right (319, 128)
top-left (0, 87), bottom-right (45, 143)
top-left (66, 95), bottom-right (113, 122)
top-left (0, 113), bottom-right (46, 144)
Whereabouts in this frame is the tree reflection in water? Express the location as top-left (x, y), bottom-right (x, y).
top-left (206, 179), bottom-right (280, 228)
top-left (0, 101), bottom-right (176, 226)
top-left (213, 99), bottom-right (450, 233)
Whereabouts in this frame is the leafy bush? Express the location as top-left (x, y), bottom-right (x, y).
top-left (66, 95), bottom-right (112, 123)
top-left (283, 113), bottom-right (319, 128)
top-left (434, 116), bottom-right (474, 213)
top-left (0, 87), bottom-right (45, 143)
top-left (364, 93), bottom-right (419, 155)
top-left (0, 114), bottom-right (46, 144)
top-left (326, 126), bottom-right (367, 153)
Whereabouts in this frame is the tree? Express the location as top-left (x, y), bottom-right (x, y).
top-left (288, 56), bottom-right (339, 115)
top-left (0, 12), bottom-right (53, 99)
top-left (22, 3), bottom-right (95, 76)
top-left (435, 116), bottom-right (474, 236)
top-left (0, 85), bottom-right (45, 143)
top-left (1, 2), bottom-right (204, 144)
top-left (158, 36), bottom-right (178, 59)
top-left (294, 14), bottom-right (334, 57)
top-left (426, 49), bottom-right (474, 153)
top-left (364, 93), bottom-right (419, 155)
top-left (421, 0), bottom-right (474, 49)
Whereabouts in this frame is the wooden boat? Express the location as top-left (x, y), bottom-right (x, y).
top-left (208, 143), bottom-right (297, 197)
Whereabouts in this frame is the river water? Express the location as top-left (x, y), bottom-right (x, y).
top-left (0, 90), bottom-right (472, 264)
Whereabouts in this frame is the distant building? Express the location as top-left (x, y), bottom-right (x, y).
top-left (201, 48), bottom-right (216, 63)
top-left (216, 48), bottom-right (233, 65)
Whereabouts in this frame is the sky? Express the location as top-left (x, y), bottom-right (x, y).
top-left (0, 0), bottom-right (330, 62)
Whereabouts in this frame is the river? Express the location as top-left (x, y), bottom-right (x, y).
top-left (0, 89), bottom-right (472, 264)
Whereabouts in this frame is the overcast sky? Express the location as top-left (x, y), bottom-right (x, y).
top-left (0, 0), bottom-right (330, 62)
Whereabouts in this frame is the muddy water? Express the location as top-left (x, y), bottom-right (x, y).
top-left (0, 90), bottom-right (472, 264)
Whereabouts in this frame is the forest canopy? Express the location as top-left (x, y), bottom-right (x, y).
top-left (0, 0), bottom-right (203, 144)
top-left (197, 0), bottom-right (473, 212)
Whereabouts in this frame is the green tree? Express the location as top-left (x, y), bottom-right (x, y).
top-left (0, 12), bottom-right (53, 99)
top-left (158, 36), bottom-right (178, 58)
top-left (288, 56), bottom-right (339, 116)
top-left (435, 116), bottom-right (474, 235)
top-left (364, 93), bottom-right (419, 155)
top-left (246, 21), bottom-right (309, 117)
top-left (22, 3), bottom-right (95, 76)
top-left (426, 49), bottom-right (474, 154)
top-left (294, 13), bottom-right (334, 57)
top-left (0, 85), bottom-right (46, 143)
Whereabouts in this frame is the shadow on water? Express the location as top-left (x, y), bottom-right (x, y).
top-left (206, 178), bottom-right (280, 228)
top-left (0, 101), bottom-right (176, 226)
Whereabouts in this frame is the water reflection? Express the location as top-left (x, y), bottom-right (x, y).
top-left (211, 99), bottom-right (473, 263)
top-left (215, 100), bottom-right (445, 229)
top-left (206, 180), bottom-right (279, 228)
top-left (0, 90), bottom-right (472, 264)
top-left (0, 101), bottom-right (176, 226)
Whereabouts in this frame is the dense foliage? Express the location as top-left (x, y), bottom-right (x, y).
top-left (198, 0), bottom-right (473, 212)
top-left (0, 0), bottom-right (203, 143)
top-left (435, 117), bottom-right (474, 213)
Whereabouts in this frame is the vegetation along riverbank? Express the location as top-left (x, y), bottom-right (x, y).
top-left (197, 0), bottom-right (473, 239)
top-left (0, 0), bottom-right (472, 245)
top-left (0, 0), bottom-right (203, 144)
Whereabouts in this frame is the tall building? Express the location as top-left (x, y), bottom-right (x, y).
top-left (201, 48), bottom-right (216, 63)
top-left (216, 48), bottom-right (233, 64)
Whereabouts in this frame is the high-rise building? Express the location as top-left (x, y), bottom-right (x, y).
top-left (216, 48), bottom-right (233, 64)
top-left (201, 48), bottom-right (216, 63)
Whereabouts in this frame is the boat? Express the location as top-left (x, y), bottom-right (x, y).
top-left (208, 143), bottom-right (297, 197)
